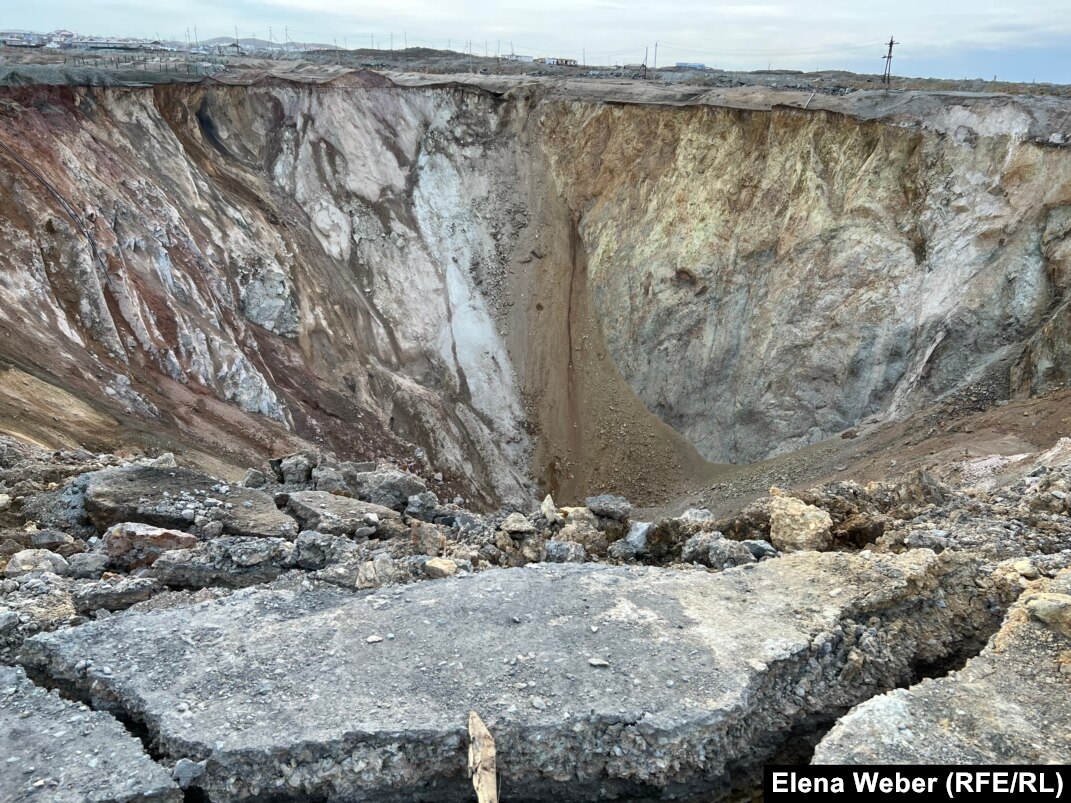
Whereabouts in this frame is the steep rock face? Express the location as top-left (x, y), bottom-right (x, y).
top-left (0, 79), bottom-right (1069, 504)
top-left (540, 103), bottom-right (1071, 462)
top-left (0, 83), bottom-right (532, 505)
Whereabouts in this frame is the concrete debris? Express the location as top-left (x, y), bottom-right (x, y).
top-left (584, 494), bottom-right (632, 521)
top-left (541, 494), bottom-right (564, 526)
top-left (84, 466), bottom-right (298, 539)
top-left (72, 576), bottom-right (159, 614)
top-left (4, 548), bottom-right (69, 578)
top-left (500, 511), bottom-right (536, 536)
top-left (767, 495), bottom-right (833, 552)
top-left (544, 540), bottom-right (586, 563)
top-left (284, 491), bottom-right (401, 537)
top-left (344, 467), bottom-right (427, 511)
top-left (103, 522), bottom-right (198, 569)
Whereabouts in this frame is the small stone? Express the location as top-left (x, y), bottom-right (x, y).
top-left (500, 512), bottom-right (536, 536)
top-left (1013, 559), bottom-right (1040, 580)
top-left (588, 658), bottom-right (610, 667)
top-left (172, 758), bottom-right (206, 789)
top-left (1026, 593), bottom-right (1071, 637)
top-left (366, 635), bottom-right (384, 644)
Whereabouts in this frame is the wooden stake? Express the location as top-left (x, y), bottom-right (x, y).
top-left (468, 711), bottom-right (498, 803)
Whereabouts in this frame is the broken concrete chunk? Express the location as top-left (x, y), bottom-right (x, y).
top-left (152, 537), bottom-right (293, 589)
top-left (67, 551), bottom-right (109, 580)
top-left (85, 466), bottom-right (298, 539)
top-left (4, 548), bottom-right (68, 578)
top-left (241, 468), bottom-right (267, 488)
top-left (22, 551), bottom-right (1003, 802)
top-left (285, 491), bottom-right (399, 537)
top-left (541, 494), bottom-right (563, 526)
top-left (291, 531), bottom-right (362, 570)
top-left (29, 529), bottom-right (81, 557)
top-left (404, 491), bottom-right (440, 521)
top-left (343, 467), bottom-right (426, 511)
top-left (1025, 592), bottom-right (1071, 637)
top-left (423, 557), bottom-right (459, 578)
top-left (279, 453), bottom-right (314, 485)
top-left (768, 496), bottom-right (833, 552)
top-left (500, 511), bottom-right (536, 536)
top-left (72, 576), bottom-right (159, 614)
top-left (814, 576), bottom-right (1071, 764)
top-left (543, 540), bottom-right (586, 563)
top-left (103, 522), bottom-right (199, 570)
top-left (0, 665), bottom-right (180, 802)
top-left (312, 465), bottom-right (349, 494)
top-left (584, 494), bottom-right (632, 521)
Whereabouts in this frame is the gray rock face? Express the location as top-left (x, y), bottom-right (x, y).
top-left (0, 665), bottom-right (180, 802)
top-left (85, 466), bottom-right (298, 539)
top-left (813, 571), bottom-right (1071, 765)
top-left (284, 491), bottom-right (401, 537)
top-left (585, 494), bottom-right (632, 521)
top-left (343, 468), bottom-right (427, 511)
top-left (23, 551), bottom-right (1003, 802)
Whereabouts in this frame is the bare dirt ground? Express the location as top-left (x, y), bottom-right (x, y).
top-left (642, 384), bottom-right (1071, 520)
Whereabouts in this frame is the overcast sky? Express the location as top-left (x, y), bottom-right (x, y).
top-left (6, 0), bottom-right (1069, 83)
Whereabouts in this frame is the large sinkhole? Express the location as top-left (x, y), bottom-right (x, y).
top-left (0, 81), bottom-right (1068, 509)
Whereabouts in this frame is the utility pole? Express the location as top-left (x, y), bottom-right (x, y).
top-left (234, 24), bottom-right (239, 48)
top-left (390, 32), bottom-right (393, 50)
top-left (881, 35), bottom-right (898, 85)
top-left (653, 41), bottom-right (657, 69)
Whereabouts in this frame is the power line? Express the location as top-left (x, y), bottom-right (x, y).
top-left (882, 35), bottom-right (899, 85)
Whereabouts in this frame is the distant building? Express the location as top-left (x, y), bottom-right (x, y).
top-left (535, 57), bottom-right (578, 67)
top-left (675, 62), bottom-right (706, 70)
top-left (504, 54), bottom-right (533, 63)
top-left (69, 38), bottom-right (143, 51)
top-left (0, 31), bottom-right (45, 47)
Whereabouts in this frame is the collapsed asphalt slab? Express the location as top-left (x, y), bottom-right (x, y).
top-left (0, 665), bottom-right (180, 802)
top-left (21, 552), bottom-right (1009, 802)
top-left (813, 569), bottom-right (1071, 765)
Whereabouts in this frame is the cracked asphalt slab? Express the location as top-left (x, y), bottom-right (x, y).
top-left (19, 552), bottom-right (1003, 801)
top-left (0, 664), bottom-right (180, 802)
